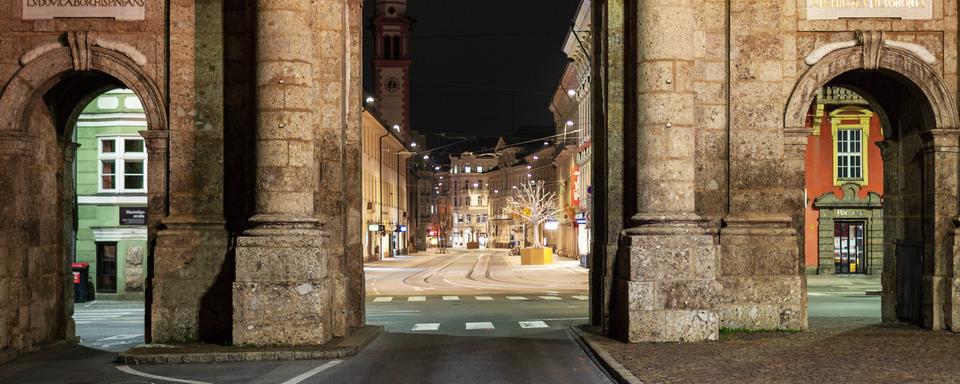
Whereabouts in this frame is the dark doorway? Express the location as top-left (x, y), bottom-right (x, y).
top-left (96, 242), bottom-right (118, 293)
top-left (834, 221), bottom-right (866, 274)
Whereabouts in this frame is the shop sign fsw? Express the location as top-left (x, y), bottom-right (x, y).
top-left (807, 0), bottom-right (933, 20)
top-left (22, 0), bottom-right (145, 21)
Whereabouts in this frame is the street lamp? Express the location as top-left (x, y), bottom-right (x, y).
top-left (365, 96), bottom-right (375, 104)
top-left (566, 120), bottom-right (574, 127)
top-left (567, 89), bottom-right (576, 97)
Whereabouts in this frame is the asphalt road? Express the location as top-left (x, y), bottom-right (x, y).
top-left (0, 249), bottom-right (882, 383)
top-left (73, 301), bottom-right (145, 352)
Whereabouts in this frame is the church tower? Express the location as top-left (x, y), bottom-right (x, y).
top-left (373, 0), bottom-right (412, 136)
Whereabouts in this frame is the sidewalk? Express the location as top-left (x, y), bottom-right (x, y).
top-left (579, 317), bottom-right (960, 384)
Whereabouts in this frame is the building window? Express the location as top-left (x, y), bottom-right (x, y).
top-left (466, 214), bottom-right (472, 223)
top-left (99, 137), bottom-right (147, 193)
top-left (465, 166), bottom-right (471, 173)
top-left (477, 166), bottom-right (483, 173)
top-left (478, 196), bottom-right (483, 206)
top-left (836, 129), bottom-right (863, 180)
top-left (831, 106), bottom-right (872, 185)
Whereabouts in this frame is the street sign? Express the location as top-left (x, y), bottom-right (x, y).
top-left (119, 207), bottom-right (147, 226)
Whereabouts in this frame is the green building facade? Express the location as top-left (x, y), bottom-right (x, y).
top-left (74, 89), bottom-right (148, 299)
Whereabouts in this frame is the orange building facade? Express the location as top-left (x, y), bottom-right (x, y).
top-left (804, 87), bottom-right (885, 275)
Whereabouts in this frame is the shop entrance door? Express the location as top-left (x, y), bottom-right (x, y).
top-left (834, 221), bottom-right (866, 274)
top-left (96, 242), bottom-right (118, 293)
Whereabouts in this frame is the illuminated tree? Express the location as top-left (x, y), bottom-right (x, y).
top-left (505, 181), bottom-right (561, 249)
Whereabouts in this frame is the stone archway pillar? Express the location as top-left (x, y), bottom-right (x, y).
top-left (609, 0), bottom-right (721, 343)
top-left (919, 129), bottom-right (960, 331)
top-left (875, 139), bottom-right (900, 323)
top-left (232, 0), bottom-right (333, 346)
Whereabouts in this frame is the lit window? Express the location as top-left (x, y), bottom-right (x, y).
top-left (837, 129), bottom-right (863, 180)
top-left (99, 137), bottom-right (147, 193)
top-left (477, 166), bottom-right (483, 173)
top-left (466, 214), bottom-right (472, 223)
top-left (465, 166), bottom-right (472, 173)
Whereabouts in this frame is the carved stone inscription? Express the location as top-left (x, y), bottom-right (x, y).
top-left (22, 0), bottom-right (145, 21)
top-left (807, 0), bottom-right (933, 20)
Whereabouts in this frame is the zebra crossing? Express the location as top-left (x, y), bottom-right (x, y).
top-left (405, 319), bottom-right (582, 332)
top-left (368, 294), bottom-right (589, 303)
top-left (72, 307), bottom-right (145, 325)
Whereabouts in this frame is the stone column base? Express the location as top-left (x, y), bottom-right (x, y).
top-left (718, 217), bottom-right (806, 331)
top-left (233, 232), bottom-right (334, 346)
top-left (610, 226), bottom-right (721, 342)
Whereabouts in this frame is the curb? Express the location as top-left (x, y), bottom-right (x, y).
top-left (116, 325), bottom-right (382, 365)
top-left (570, 325), bottom-right (645, 384)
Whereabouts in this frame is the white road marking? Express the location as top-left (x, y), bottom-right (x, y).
top-left (519, 321), bottom-right (549, 329)
top-left (538, 296), bottom-right (562, 300)
top-left (281, 360), bottom-right (343, 384)
top-left (465, 322), bottom-right (495, 330)
top-left (98, 334), bottom-right (144, 341)
top-left (572, 295), bottom-right (589, 300)
top-left (408, 296), bottom-right (426, 302)
top-left (540, 317), bottom-right (589, 321)
top-left (506, 296), bottom-right (529, 301)
top-left (442, 296), bottom-right (460, 301)
top-left (373, 297), bottom-right (393, 302)
top-left (475, 296), bottom-right (494, 301)
top-left (116, 365), bottom-right (213, 384)
top-left (808, 292), bottom-right (827, 296)
top-left (412, 323), bottom-right (441, 331)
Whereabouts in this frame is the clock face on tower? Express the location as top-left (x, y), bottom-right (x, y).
top-left (385, 77), bottom-right (401, 93)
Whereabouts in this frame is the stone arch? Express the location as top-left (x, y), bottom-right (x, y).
top-left (785, 37), bottom-right (960, 330)
top-left (785, 42), bottom-right (959, 132)
top-left (0, 44), bottom-right (166, 136)
top-left (0, 36), bottom-right (168, 356)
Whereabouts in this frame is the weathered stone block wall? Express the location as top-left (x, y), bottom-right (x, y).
top-left (310, 0), bottom-right (365, 337)
top-left (694, 0), bottom-right (729, 221)
top-left (0, 2), bottom-right (167, 361)
top-left (151, 0), bottom-right (233, 344)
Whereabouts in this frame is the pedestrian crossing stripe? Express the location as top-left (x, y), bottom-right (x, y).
top-left (475, 296), bottom-right (494, 301)
top-left (442, 296), bottom-right (460, 301)
top-left (373, 297), bottom-right (393, 302)
top-left (518, 321), bottom-right (549, 329)
top-left (572, 295), bottom-right (588, 300)
top-left (506, 296), bottom-right (529, 301)
top-left (538, 296), bottom-right (561, 300)
top-left (408, 296), bottom-right (426, 302)
top-left (412, 323), bottom-right (440, 331)
top-left (465, 322), bottom-right (495, 330)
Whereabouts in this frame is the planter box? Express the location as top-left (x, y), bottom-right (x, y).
top-left (466, 242), bottom-right (480, 249)
top-left (520, 247), bottom-right (553, 265)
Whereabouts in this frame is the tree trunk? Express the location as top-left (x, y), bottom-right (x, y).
top-left (532, 222), bottom-right (541, 248)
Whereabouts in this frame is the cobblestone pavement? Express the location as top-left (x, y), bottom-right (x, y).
top-left (594, 317), bottom-right (960, 383)
top-left (588, 276), bottom-right (960, 383)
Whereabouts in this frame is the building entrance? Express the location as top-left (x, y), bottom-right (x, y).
top-left (834, 221), bottom-right (866, 275)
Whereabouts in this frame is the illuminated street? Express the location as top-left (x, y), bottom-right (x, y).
top-left (364, 248), bottom-right (588, 295)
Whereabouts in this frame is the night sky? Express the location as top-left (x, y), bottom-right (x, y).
top-left (363, 0), bottom-right (582, 154)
